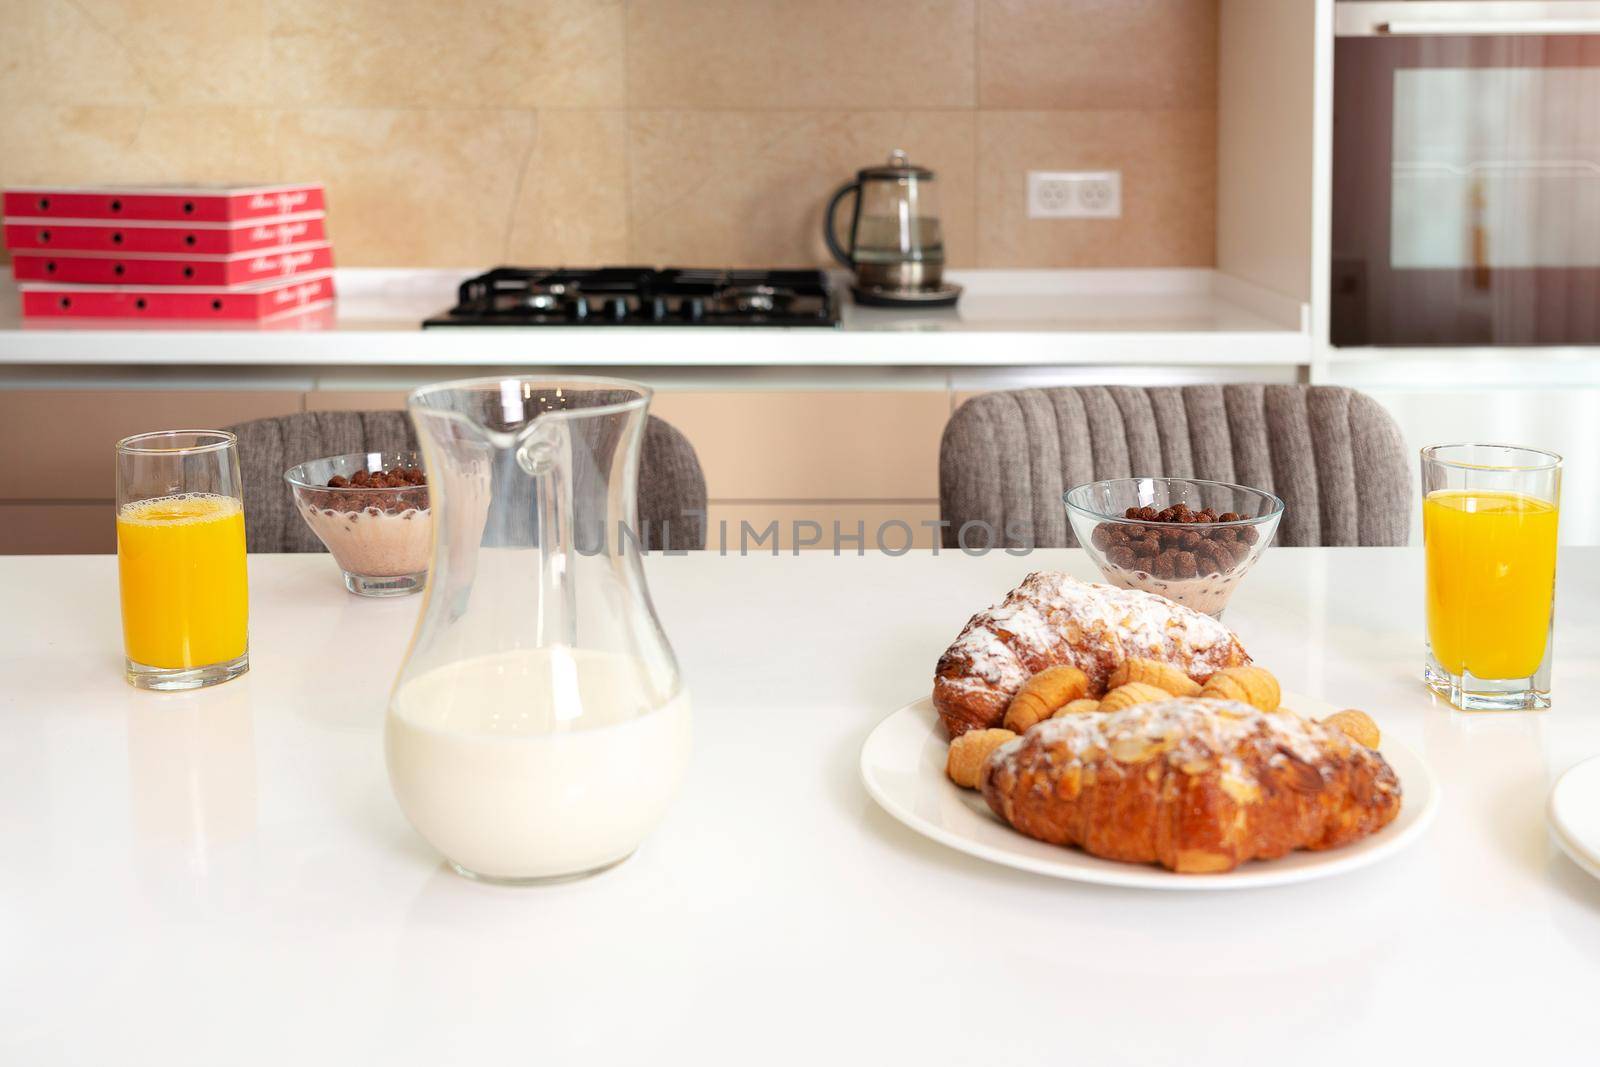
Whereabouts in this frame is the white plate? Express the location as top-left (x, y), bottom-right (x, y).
top-left (1548, 755), bottom-right (1600, 881)
top-left (860, 694), bottom-right (1440, 890)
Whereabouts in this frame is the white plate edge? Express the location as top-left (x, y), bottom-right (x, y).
top-left (1547, 756), bottom-right (1600, 882)
top-left (859, 694), bottom-right (1442, 891)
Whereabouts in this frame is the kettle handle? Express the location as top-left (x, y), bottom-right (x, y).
top-left (823, 180), bottom-right (860, 269)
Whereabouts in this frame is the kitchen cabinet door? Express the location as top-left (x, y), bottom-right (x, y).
top-left (0, 503), bottom-right (114, 554)
top-left (649, 391), bottom-right (946, 501)
top-left (0, 390), bottom-right (303, 500)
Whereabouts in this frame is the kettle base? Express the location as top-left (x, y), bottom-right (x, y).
top-left (850, 282), bottom-right (963, 308)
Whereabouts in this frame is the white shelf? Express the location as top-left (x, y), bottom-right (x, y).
top-left (1320, 346), bottom-right (1600, 388)
top-left (0, 268), bottom-right (1310, 370)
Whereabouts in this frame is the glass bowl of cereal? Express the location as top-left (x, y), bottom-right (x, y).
top-left (1064, 477), bottom-right (1283, 618)
top-left (284, 452), bottom-right (431, 597)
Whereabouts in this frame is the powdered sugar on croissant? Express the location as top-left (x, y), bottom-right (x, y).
top-left (933, 572), bottom-right (1249, 737)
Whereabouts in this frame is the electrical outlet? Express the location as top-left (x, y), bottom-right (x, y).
top-left (1027, 170), bottom-right (1122, 219)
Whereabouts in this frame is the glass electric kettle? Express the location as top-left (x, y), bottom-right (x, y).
top-left (824, 149), bottom-right (962, 307)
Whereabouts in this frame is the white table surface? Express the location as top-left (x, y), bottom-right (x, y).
top-left (3, 548), bottom-right (1597, 1065)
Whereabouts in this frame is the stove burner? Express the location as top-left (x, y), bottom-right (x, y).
top-left (718, 284), bottom-right (783, 314)
top-left (522, 291), bottom-right (562, 312)
top-left (423, 267), bottom-right (839, 328)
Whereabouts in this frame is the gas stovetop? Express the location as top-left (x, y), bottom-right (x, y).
top-left (423, 267), bottom-right (840, 327)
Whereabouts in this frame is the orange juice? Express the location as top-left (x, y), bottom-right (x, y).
top-left (1424, 489), bottom-right (1557, 679)
top-left (117, 493), bottom-right (248, 669)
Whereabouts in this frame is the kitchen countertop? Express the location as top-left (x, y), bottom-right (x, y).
top-left (2, 548), bottom-right (1596, 1064)
top-left (0, 267), bottom-right (1309, 369)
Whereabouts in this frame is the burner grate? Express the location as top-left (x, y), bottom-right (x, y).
top-left (424, 267), bottom-right (840, 327)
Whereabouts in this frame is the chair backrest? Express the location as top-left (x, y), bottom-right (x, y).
top-left (228, 409), bottom-right (707, 552)
top-left (939, 384), bottom-right (1411, 548)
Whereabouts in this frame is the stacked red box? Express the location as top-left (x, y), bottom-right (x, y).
top-left (3, 183), bottom-right (335, 323)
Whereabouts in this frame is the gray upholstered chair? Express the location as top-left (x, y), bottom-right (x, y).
top-left (227, 410), bottom-right (707, 552)
top-left (939, 385), bottom-right (1411, 549)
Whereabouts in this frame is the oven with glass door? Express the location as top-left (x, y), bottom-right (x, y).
top-left (1333, 2), bottom-right (1600, 346)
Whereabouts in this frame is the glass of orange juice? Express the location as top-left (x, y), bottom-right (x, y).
top-left (1422, 444), bottom-right (1561, 711)
top-left (116, 430), bottom-right (249, 691)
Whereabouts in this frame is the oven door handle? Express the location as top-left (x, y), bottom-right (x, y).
top-left (1379, 18), bottom-right (1600, 35)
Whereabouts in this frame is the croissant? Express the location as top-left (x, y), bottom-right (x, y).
top-left (1002, 666), bottom-right (1090, 732)
top-left (1201, 666), bottom-right (1281, 711)
top-left (1100, 681), bottom-right (1171, 711)
top-left (981, 697), bottom-right (1402, 873)
top-left (946, 729), bottom-right (1017, 789)
top-left (1108, 657), bottom-right (1202, 697)
top-left (933, 572), bottom-right (1250, 737)
top-left (1321, 709), bottom-right (1380, 749)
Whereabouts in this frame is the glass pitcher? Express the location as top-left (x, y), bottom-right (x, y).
top-left (386, 376), bottom-right (691, 884)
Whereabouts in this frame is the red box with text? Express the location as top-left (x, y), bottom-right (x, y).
top-left (19, 271), bottom-right (337, 321)
top-left (11, 242), bottom-right (334, 287)
top-left (2, 183), bottom-right (325, 224)
top-left (3, 212), bottom-right (327, 255)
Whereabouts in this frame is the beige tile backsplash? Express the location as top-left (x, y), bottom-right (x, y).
top-left (0, 0), bottom-right (274, 107)
top-left (507, 110), bottom-right (631, 265)
top-left (276, 109), bottom-right (539, 265)
top-left (978, 0), bottom-right (1218, 110)
top-left (978, 110), bottom-right (1217, 268)
top-left (626, 1), bottom-right (977, 110)
top-left (629, 109), bottom-right (978, 267)
top-left (267, 0), bottom-right (628, 109)
top-left (0, 0), bottom-right (1218, 269)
